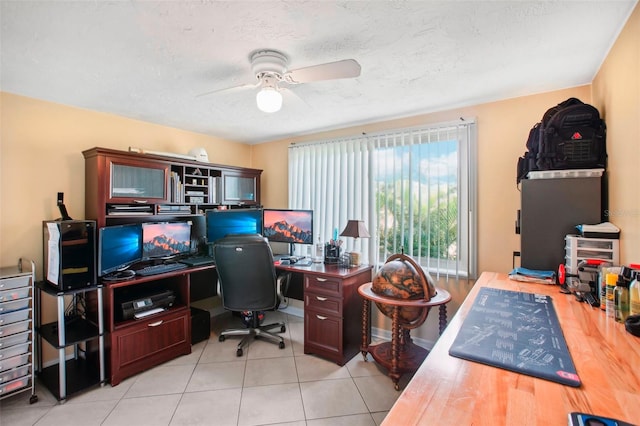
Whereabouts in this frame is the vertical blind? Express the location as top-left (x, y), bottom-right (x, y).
top-left (289, 120), bottom-right (477, 278)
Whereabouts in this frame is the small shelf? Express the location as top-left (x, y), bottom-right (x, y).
top-left (112, 305), bottom-right (187, 331)
top-left (38, 358), bottom-right (102, 400)
top-left (39, 318), bottom-right (101, 349)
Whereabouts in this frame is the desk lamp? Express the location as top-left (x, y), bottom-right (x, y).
top-left (340, 220), bottom-right (370, 266)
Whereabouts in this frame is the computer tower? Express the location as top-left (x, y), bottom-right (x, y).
top-left (43, 220), bottom-right (97, 290)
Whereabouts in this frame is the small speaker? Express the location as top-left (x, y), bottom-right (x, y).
top-left (191, 307), bottom-right (211, 344)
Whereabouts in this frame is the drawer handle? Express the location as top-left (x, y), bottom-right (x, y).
top-left (315, 296), bottom-right (328, 301)
top-left (148, 320), bottom-right (164, 327)
top-left (316, 278), bottom-right (328, 282)
top-left (316, 315), bottom-right (328, 320)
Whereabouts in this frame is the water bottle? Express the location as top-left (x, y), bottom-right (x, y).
top-left (314, 236), bottom-right (323, 263)
top-left (605, 273), bottom-right (617, 319)
top-left (629, 270), bottom-right (640, 316)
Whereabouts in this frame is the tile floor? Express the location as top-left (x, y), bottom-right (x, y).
top-left (0, 311), bottom-right (413, 426)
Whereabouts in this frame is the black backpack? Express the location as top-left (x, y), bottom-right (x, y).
top-left (517, 98), bottom-right (606, 184)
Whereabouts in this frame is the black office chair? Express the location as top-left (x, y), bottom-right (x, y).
top-left (213, 233), bottom-right (286, 356)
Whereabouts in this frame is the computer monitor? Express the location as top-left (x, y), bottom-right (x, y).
top-left (98, 223), bottom-right (142, 277)
top-left (262, 209), bottom-right (313, 255)
top-left (206, 208), bottom-right (263, 243)
top-left (141, 221), bottom-right (192, 259)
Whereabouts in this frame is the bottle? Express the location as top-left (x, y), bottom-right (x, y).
top-left (630, 270), bottom-right (640, 316)
top-left (599, 266), bottom-right (610, 311)
top-left (314, 236), bottom-right (323, 263)
top-left (605, 273), bottom-right (617, 319)
top-left (614, 275), bottom-right (630, 323)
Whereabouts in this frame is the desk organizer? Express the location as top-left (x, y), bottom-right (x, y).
top-left (324, 243), bottom-right (341, 264)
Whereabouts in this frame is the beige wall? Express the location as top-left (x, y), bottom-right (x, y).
top-left (0, 92), bottom-right (251, 276)
top-left (592, 3), bottom-right (640, 264)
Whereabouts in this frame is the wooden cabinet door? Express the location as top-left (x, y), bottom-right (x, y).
top-left (109, 308), bottom-right (190, 385)
top-left (304, 308), bottom-right (343, 360)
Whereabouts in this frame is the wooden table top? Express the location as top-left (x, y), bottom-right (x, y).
top-left (382, 271), bottom-right (640, 426)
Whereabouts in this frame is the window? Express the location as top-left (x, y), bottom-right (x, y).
top-left (289, 120), bottom-right (477, 278)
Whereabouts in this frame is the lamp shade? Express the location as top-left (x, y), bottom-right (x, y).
top-left (340, 220), bottom-right (370, 239)
top-left (256, 87), bottom-right (282, 113)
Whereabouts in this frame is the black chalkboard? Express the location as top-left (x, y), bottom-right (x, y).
top-left (449, 287), bottom-right (581, 387)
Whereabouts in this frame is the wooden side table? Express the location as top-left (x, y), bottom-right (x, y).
top-left (358, 282), bottom-right (451, 390)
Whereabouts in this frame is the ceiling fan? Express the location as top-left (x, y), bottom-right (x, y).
top-left (201, 49), bottom-right (361, 113)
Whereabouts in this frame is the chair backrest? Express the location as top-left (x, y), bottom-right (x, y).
top-left (213, 233), bottom-right (278, 312)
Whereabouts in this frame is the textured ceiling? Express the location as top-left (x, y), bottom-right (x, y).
top-left (1, 1), bottom-right (637, 145)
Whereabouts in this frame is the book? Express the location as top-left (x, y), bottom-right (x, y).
top-left (508, 267), bottom-right (556, 284)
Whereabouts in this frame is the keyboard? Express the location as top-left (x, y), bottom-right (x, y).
top-left (135, 262), bottom-right (188, 277)
top-left (179, 255), bottom-right (215, 266)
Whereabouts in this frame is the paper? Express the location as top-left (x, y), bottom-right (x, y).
top-left (46, 223), bottom-right (60, 284)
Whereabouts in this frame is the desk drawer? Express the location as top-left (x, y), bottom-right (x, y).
top-left (109, 307), bottom-right (190, 385)
top-left (0, 276), bottom-right (31, 291)
top-left (113, 310), bottom-right (189, 367)
top-left (0, 309), bottom-right (31, 326)
top-left (0, 342), bottom-right (30, 360)
top-left (305, 275), bottom-right (342, 297)
top-left (0, 287), bottom-right (31, 303)
top-left (305, 292), bottom-right (342, 316)
top-left (0, 299), bottom-right (31, 314)
top-left (0, 331), bottom-right (31, 350)
top-left (304, 308), bottom-right (342, 359)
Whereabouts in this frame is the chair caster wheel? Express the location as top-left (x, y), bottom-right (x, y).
top-left (281, 325), bottom-right (286, 333)
top-left (237, 348), bottom-right (243, 357)
top-left (29, 395), bottom-right (38, 404)
top-left (279, 341), bottom-right (285, 349)
top-left (219, 335), bottom-right (225, 342)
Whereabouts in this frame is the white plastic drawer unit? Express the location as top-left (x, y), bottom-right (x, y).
top-left (0, 259), bottom-right (36, 403)
top-left (564, 235), bottom-right (620, 271)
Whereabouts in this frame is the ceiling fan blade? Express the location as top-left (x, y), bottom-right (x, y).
top-left (196, 81), bottom-right (259, 98)
top-left (284, 59), bottom-right (361, 84)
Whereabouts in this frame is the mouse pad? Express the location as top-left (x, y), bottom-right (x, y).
top-left (449, 287), bottom-right (581, 387)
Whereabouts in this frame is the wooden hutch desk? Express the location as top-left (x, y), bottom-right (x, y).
top-left (382, 271), bottom-right (640, 426)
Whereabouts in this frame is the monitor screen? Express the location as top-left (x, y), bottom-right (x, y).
top-left (206, 209), bottom-right (263, 243)
top-left (141, 221), bottom-right (192, 259)
top-left (263, 209), bottom-right (313, 245)
top-left (98, 224), bottom-right (142, 276)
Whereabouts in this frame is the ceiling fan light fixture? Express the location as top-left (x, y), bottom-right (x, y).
top-left (256, 86), bottom-right (282, 113)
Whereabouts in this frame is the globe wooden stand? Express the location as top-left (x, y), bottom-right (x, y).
top-left (358, 282), bottom-right (451, 390)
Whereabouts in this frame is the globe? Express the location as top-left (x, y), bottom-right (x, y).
top-left (371, 253), bottom-right (436, 325)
